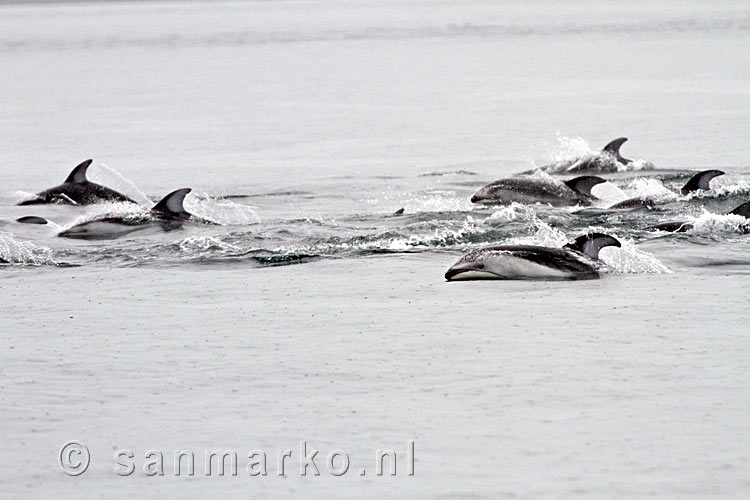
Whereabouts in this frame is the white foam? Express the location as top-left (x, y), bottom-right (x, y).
top-left (598, 236), bottom-right (673, 274)
top-left (58, 202), bottom-right (150, 232)
top-left (0, 230), bottom-right (56, 265)
top-left (688, 211), bottom-right (750, 235)
top-left (622, 178), bottom-right (678, 203)
top-left (486, 202), bottom-right (536, 222)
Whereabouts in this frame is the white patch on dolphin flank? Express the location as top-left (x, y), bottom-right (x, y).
top-left (478, 252), bottom-right (575, 279)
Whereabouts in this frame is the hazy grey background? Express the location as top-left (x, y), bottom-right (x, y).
top-left (1, 1), bottom-right (749, 498)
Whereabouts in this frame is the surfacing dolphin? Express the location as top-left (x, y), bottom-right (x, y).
top-left (608, 169), bottom-right (725, 209)
top-left (525, 137), bottom-right (650, 175)
top-left (445, 233), bottom-right (621, 281)
top-left (18, 159), bottom-right (136, 206)
top-left (58, 188), bottom-right (200, 240)
top-left (471, 175), bottom-right (606, 206)
top-left (647, 201), bottom-right (750, 233)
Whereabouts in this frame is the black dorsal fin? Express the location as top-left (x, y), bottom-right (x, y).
top-left (564, 233), bottom-right (621, 259)
top-left (602, 137), bottom-right (631, 164)
top-left (729, 201), bottom-right (750, 218)
top-left (64, 159), bottom-right (94, 183)
top-left (152, 188), bottom-right (192, 219)
top-left (563, 175), bottom-right (607, 197)
top-left (680, 169), bottom-right (724, 195)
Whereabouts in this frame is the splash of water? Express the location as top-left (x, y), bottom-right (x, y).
top-left (548, 135), bottom-right (595, 162)
top-left (57, 202), bottom-right (151, 232)
top-left (186, 193), bottom-right (261, 225)
top-left (88, 163), bottom-right (153, 207)
top-left (533, 135), bottom-right (653, 173)
top-left (0, 230), bottom-right (56, 265)
top-left (486, 202), bottom-right (536, 222)
top-left (688, 211), bottom-right (750, 235)
top-left (598, 235), bottom-right (673, 274)
top-left (623, 178), bottom-right (678, 202)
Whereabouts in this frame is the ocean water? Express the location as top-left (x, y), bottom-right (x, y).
top-left (1, 0), bottom-right (749, 498)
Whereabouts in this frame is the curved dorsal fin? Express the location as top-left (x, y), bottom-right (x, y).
top-left (563, 175), bottom-right (606, 197)
top-left (152, 188), bottom-right (192, 219)
top-left (564, 232), bottom-right (621, 259)
top-left (64, 159), bottom-right (94, 183)
top-left (729, 201), bottom-right (750, 218)
top-left (602, 137), bottom-right (631, 164)
top-left (680, 169), bottom-right (724, 195)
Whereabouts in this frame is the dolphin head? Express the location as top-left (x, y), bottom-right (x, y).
top-left (470, 185), bottom-right (493, 204)
top-left (444, 251), bottom-right (501, 280)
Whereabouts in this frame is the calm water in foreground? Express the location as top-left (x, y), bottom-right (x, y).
top-left (1, 0), bottom-right (749, 498)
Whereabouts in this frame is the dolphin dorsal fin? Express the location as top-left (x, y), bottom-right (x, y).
top-left (602, 137), bottom-right (631, 163)
top-left (563, 175), bottom-right (606, 197)
top-left (681, 169), bottom-right (725, 195)
top-left (565, 233), bottom-right (621, 259)
top-left (729, 201), bottom-right (750, 218)
top-left (64, 159), bottom-right (94, 183)
top-left (152, 188), bottom-right (192, 219)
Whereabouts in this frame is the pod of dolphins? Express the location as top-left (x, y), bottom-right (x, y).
top-left (5, 137), bottom-right (749, 279)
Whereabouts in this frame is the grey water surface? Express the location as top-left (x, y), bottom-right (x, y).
top-left (1, 1), bottom-right (749, 498)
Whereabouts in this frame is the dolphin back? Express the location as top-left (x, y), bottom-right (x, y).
top-left (729, 201), bottom-right (750, 219)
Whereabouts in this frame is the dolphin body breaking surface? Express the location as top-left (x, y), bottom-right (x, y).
top-left (647, 201), bottom-right (750, 233)
top-left (608, 169), bottom-right (725, 210)
top-left (18, 159), bottom-right (136, 206)
top-left (58, 188), bottom-right (199, 240)
top-left (445, 233), bottom-right (621, 281)
top-left (471, 175), bottom-right (606, 206)
top-left (526, 137), bottom-right (651, 175)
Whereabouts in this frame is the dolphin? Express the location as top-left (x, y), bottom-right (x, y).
top-left (608, 169), bottom-right (725, 209)
top-left (18, 159), bottom-right (136, 206)
top-left (470, 175), bottom-right (606, 206)
top-left (445, 233), bottom-right (621, 281)
top-left (647, 201), bottom-right (750, 233)
top-left (525, 137), bottom-right (648, 175)
top-left (58, 188), bottom-right (198, 240)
